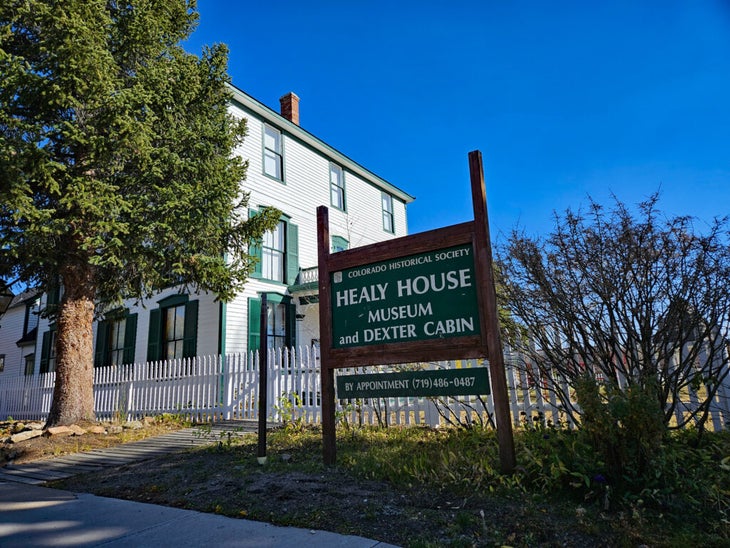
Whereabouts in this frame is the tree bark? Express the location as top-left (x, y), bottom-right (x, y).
top-left (45, 265), bottom-right (97, 427)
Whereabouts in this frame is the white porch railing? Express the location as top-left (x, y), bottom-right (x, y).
top-left (1, 346), bottom-right (729, 430)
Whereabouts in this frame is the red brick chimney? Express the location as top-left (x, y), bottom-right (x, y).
top-left (279, 92), bottom-right (300, 125)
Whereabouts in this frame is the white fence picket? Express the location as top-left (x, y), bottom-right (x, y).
top-left (1, 346), bottom-right (729, 431)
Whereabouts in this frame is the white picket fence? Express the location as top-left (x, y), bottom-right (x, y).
top-left (1, 346), bottom-right (729, 430)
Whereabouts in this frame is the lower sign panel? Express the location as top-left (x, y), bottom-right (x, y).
top-left (336, 368), bottom-right (490, 399)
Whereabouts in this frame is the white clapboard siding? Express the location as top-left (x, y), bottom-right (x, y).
top-left (0, 304), bottom-right (27, 378)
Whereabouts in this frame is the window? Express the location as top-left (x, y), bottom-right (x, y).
top-left (24, 353), bottom-right (35, 376)
top-left (147, 295), bottom-right (198, 362)
top-left (248, 294), bottom-right (296, 352)
top-left (331, 235), bottom-right (349, 253)
top-left (108, 319), bottom-right (127, 365)
top-left (250, 210), bottom-right (299, 285)
top-left (263, 125), bottom-right (283, 180)
top-left (0, 355), bottom-right (4, 372)
top-left (40, 328), bottom-right (57, 373)
top-left (262, 221), bottom-right (285, 282)
top-left (45, 280), bottom-right (61, 315)
top-left (330, 163), bottom-right (345, 210)
top-left (23, 299), bottom-right (39, 337)
top-left (382, 192), bottom-right (395, 233)
top-left (163, 304), bottom-right (186, 360)
top-left (94, 311), bottom-right (138, 367)
top-left (267, 301), bottom-right (287, 350)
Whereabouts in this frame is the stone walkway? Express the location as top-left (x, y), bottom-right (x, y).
top-left (0, 420), bottom-right (257, 485)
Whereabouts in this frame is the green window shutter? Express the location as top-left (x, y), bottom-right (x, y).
top-left (40, 330), bottom-right (52, 374)
top-left (248, 297), bottom-right (261, 352)
top-left (147, 308), bottom-right (162, 362)
top-left (249, 209), bottom-right (262, 278)
top-left (94, 320), bottom-right (109, 368)
top-left (122, 313), bottom-right (138, 364)
top-left (182, 300), bottom-right (198, 358)
top-left (287, 302), bottom-right (297, 348)
top-left (252, 242), bottom-right (262, 278)
top-left (286, 221), bottom-right (299, 285)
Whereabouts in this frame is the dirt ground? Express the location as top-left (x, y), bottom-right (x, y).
top-left (2, 420), bottom-right (616, 547)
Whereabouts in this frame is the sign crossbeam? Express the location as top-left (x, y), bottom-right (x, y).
top-left (325, 221), bottom-right (474, 272)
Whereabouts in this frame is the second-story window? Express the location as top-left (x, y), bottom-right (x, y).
top-left (382, 192), bottom-right (395, 233)
top-left (262, 221), bottom-right (285, 282)
top-left (330, 163), bottom-right (345, 210)
top-left (263, 125), bottom-right (283, 180)
top-left (250, 209), bottom-right (299, 285)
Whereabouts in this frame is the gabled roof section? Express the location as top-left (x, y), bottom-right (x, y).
top-left (8, 287), bottom-right (42, 310)
top-left (226, 83), bottom-right (415, 204)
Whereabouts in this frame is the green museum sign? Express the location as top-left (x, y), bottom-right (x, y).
top-left (336, 368), bottom-right (490, 398)
top-left (330, 243), bottom-right (480, 348)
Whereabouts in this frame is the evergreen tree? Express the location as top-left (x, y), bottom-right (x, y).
top-left (0, 0), bottom-right (279, 425)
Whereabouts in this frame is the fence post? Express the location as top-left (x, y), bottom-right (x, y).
top-left (223, 354), bottom-right (233, 420)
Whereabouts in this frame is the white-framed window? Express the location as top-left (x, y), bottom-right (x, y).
top-left (163, 304), bottom-right (186, 360)
top-left (250, 209), bottom-right (299, 285)
top-left (95, 311), bottom-right (138, 367)
top-left (24, 353), bottom-right (35, 376)
top-left (263, 125), bottom-right (283, 180)
top-left (262, 220), bottom-right (286, 282)
top-left (382, 192), bottom-right (395, 233)
top-left (267, 301), bottom-right (287, 350)
top-left (248, 294), bottom-right (296, 352)
top-left (40, 329), bottom-right (57, 373)
top-left (0, 354), bottom-right (4, 372)
top-left (107, 318), bottom-right (127, 366)
top-left (330, 163), bottom-right (345, 210)
top-left (146, 296), bottom-right (197, 362)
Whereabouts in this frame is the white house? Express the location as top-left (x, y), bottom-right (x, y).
top-left (0, 84), bottom-right (414, 378)
top-left (0, 289), bottom-right (41, 377)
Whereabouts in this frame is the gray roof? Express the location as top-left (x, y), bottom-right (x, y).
top-left (8, 287), bottom-right (42, 310)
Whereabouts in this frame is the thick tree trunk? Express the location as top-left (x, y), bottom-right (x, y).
top-left (45, 265), bottom-right (97, 427)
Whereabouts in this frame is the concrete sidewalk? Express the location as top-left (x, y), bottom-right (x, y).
top-left (0, 482), bottom-right (398, 547)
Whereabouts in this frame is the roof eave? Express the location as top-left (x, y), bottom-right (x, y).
top-left (226, 83), bottom-right (415, 204)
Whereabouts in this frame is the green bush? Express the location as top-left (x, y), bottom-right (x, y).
top-left (575, 373), bottom-right (665, 489)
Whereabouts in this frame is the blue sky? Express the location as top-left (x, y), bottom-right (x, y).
top-left (184, 1), bottom-right (730, 240)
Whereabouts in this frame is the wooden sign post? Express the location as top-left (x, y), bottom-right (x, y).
top-left (317, 150), bottom-right (515, 473)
